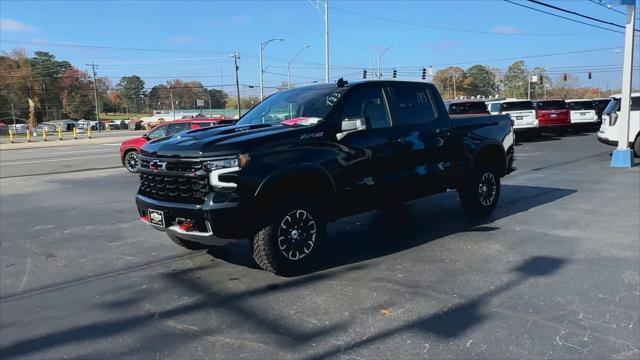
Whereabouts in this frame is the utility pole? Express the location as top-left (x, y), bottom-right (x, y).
top-left (231, 52), bottom-right (241, 118)
top-left (10, 102), bottom-right (16, 128)
top-left (87, 61), bottom-right (101, 132)
top-left (287, 45), bottom-right (311, 89)
top-left (42, 81), bottom-right (49, 121)
top-left (169, 88), bottom-right (175, 121)
top-left (308, 0), bottom-right (329, 83)
top-left (259, 38), bottom-right (284, 101)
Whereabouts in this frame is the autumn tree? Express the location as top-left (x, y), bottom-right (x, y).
top-left (60, 68), bottom-right (95, 119)
top-left (206, 88), bottom-right (228, 109)
top-left (433, 66), bottom-right (467, 99)
top-left (0, 49), bottom-right (34, 123)
top-left (117, 75), bottom-right (145, 113)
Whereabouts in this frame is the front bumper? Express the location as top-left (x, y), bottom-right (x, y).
top-left (136, 194), bottom-right (247, 246)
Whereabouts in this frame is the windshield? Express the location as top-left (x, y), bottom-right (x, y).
top-left (501, 101), bottom-right (533, 112)
top-left (535, 101), bottom-right (567, 110)
top-left (567, 101), bottom-right (595, 111)
top-left (448, 102), bottom-right (488, 115)
top-left (604, 98), bottom-right (620, 114)
top-left (236, 87), bottom-right (347, 126)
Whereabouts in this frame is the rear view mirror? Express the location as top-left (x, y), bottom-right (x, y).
top-left (341, 117), bottom-right (369, 132)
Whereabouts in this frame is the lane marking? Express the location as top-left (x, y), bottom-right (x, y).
top-left (0, 154), bottom-right (119, 166)
top-left (50, 149), bottom-right (116, 155)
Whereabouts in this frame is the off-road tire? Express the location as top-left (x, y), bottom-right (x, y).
top-left (252, 196), bottom-right (326, 276)
top-left (167, 233), bottom-right (208, 250)
top-left (458, 164), bottom-right (501, 218)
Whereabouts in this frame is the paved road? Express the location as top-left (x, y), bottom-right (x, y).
top-left (0, 143), bottom-right (124, 178)
top-left (0, 132), bottom-right (638, 359)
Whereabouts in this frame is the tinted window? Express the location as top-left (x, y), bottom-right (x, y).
top-left (603, 97), bottom-right (640, 113)
top-left (390, 85), bottom-right (436, 125)
top-left (567, 101), bottom-right (595, 111)
top-left (501, 101), bottom-right (534, 112)
top-left (633, 97), bottom-right (640, 111)
top-left (340, 87), bottom-right (390, 129)
top-left (147, 124), bottom-right (167, 139)
top-left (166, 122), bottom-right (189, 136)
top-left (448, 102), bottom-right (488, 115)
top-left (534, 101), bottom-right (567, 110)
top-left (488, 103), bottom-right (501, 113)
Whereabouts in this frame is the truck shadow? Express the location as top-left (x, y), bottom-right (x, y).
top-left (209, 184), bottom-right (576, 274)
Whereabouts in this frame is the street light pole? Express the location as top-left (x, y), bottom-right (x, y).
top-left (231, 52), bottom-right (241, 119)
top-left (287, 45), bottom-right (311, 89)
top-left (377, 45), bottom-right (398, 79)
top-left (308, 0), bottom-right (329, 83)
top-left (611, 1), bottom-right (636, 168)
top-left (259, 38), bottom-right (284, 101)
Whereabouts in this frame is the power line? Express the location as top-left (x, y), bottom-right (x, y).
top-left (504, 0), bottom-right (627, 35)
top-left (331, 5), bottom-right (601, 36)
top-left (588, 0), bottom-right (640, 22)
top-left (527, 0), bottom-right (628, 29)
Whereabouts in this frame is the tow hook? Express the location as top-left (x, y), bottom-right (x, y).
top-left (176, 218), bottom-right (194, 231)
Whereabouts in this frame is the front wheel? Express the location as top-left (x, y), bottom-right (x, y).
top-left (252, 196), bottom-right (326, 276)
top-left (458, 164), bottom-right (501, 218)
top-left (633, 135), bottom-right (640, 158)
top-left (124, 150), bottom-right (139, 173)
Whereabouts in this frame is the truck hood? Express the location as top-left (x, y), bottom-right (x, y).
top-left (140, 123), bottom-right (315, 158)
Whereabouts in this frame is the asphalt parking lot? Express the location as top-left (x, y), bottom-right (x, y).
top-left (0, 132), bottom-right (638, 359)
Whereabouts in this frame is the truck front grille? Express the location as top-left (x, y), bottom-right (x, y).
top-left (137, 157), bottom-right (209, 204)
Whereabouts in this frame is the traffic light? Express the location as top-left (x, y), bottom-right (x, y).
top-left (563, 73), bottom-right (568, 81)
top-left (588, 71), bottom-right (592, 80)
top-left (392, 68), bottom-right (397, 79)
top-left (363, 69), bottom-right (367, 79)
top-left (421, 67), bottom-right (426, 80)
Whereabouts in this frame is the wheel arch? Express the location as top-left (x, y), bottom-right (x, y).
top-left (471, 141), bottom-right (507, 177)
top-left (254, 164), bottom-right (337, 218)
top-left (121, 147), bottom-right (139, 166)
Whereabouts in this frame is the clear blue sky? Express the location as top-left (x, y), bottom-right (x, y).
top-left (1, 0), bottom-right (638, 96)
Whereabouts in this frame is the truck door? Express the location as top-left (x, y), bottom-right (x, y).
top-left (333, 84), bottom-right (401, 213)
top-left (386, 83), bottom-right (454, 197)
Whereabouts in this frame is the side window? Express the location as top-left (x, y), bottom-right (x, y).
top-left (166, 122), bottom-right (189, 136)
top-left (490, 103), bottom-right (501, 113)
top-left (390, 85), bottom-right (436, 125)
top-left (632, 97), bottom-right (640, 111)
top-left (147, 124), bottom-right (167, 139)
top-left (339, 87), bottom-right (390, 129)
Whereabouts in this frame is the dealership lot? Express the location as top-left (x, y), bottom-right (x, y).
top-left (0, 133), bottom-right (638, 359)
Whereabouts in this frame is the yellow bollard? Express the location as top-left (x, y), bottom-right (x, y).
top-left (73, 127), bottom-right (77, 139)
top-left (88, 126), bottom-right (92, 139)
top-left (58, 127), bottom-right (62, 141)
top-left (26, 130), bottom-right (31, 143)
top-left (8, 129), bottom-right (14, 143)
top-left (42, 128), bottom-right (47, 141)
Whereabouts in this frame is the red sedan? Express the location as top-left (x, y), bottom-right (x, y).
top-left (120, 117), bottom-right (229, 172)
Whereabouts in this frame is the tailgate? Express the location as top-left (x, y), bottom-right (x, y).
top-left (505, 110), bottom-right (536, 127)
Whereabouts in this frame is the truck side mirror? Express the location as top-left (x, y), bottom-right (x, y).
top-left (341, 117), bottom-right (369, 132)
top-left (142, 133), bottom-right (150, 140)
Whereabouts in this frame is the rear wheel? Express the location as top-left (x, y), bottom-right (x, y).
top-left (458, 164), bottom-right (501, 218)
top-left (167, 233), bottom-right (208, 250)
top-left (252, 196), bottom-right (326, 276)
top-left (633, 135), bottom-right (640, 158)
top-left (124, 150), bottom-right (139, 173)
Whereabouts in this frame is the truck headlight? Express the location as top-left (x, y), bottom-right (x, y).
top-left (204, 154), bottom-right (250, 188)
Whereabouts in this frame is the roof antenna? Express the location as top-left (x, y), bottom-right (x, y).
top-left (336, 77), bottom-right (348, 88)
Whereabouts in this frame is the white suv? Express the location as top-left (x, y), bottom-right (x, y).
top-left (486, 99), bottom-right (537, 132)
top-left (597, 93), bottom-right (640, 157)
top-left (566, 99), bottom-right (599, 128)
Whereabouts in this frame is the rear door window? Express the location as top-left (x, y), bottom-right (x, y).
top-left (389, 85), bottom-right (436, 125)
top-left (448, 102), bottom-right (488, 115)
top-left (147, 124), bottom-right (167, 139)
top-left (534, 101), bottom-right (567, 110)
top-left (567, 101), bottom-right (595, 111)
top-left (166, 122), bottom-right (189, 136)
top-left (501, 101), bottom-right (534, 112)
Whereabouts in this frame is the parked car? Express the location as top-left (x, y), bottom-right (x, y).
top-left (446, 100), bottom-right (490, 116)
top-left (134, 80), bottom-right (515, 275)
top-left (119, 117), bottom-right (232, 173)
top-left (597, 93), bottom-right (640, 157)
top-left (566, 99), bottom-right (599, 130)
top-left (487, 99), bottom-right (537, 133)
top-left (593, 98), bottom-right (613, 122)
top-left (37, 123), bottom-right (58, 133)
top-left (533, 100), bottom-right (571, 136)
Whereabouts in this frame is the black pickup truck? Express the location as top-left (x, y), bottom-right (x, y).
top-left (136, 80), bottom-right (515, 275)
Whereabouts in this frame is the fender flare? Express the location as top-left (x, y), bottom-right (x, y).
top-left (254, 164), bottom-right (337, 204)
top-left (469, 140), bottom-right (507, 176)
